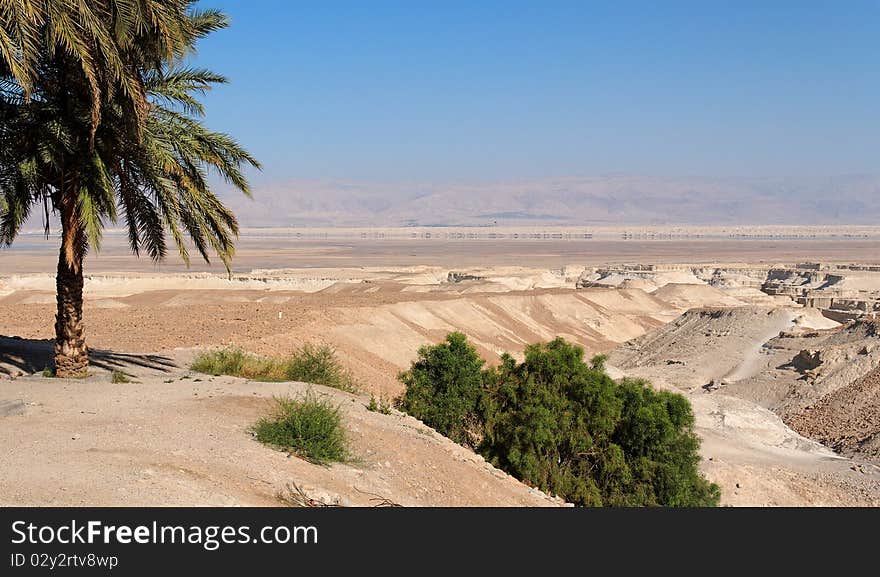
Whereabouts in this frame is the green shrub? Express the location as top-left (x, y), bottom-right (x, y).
top-left (282, 344), bottom-right (357, 392)
top-left (367, 394), bottom-right (393, 415)
top-left (111, 370), bottom-right (132, 384)
top-left (609, 379), bottom-right (721, 506)
top-left (396, 332), bottom-right (485, 448)
top-left (192, 348), bottom-right (254, 378)
top-left (398, 334), bottom-right (720, 507)
top-left (479, 341), bottom-right (623, 506)
top-left (252, 393), bottom-right (349, 465)
top-left (482, 339), bottom-right (720, 506)
top-left (192, 345), bottom-right (358, 392)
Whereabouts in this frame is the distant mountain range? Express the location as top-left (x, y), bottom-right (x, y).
top-left (219, 175), bottom-right (880, 227)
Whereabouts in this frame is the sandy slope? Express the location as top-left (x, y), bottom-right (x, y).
top-left (786, 367), bottom-right (880, 459)
top-left (2, 265), bottom-right (879, 506)
top-left (0, 271), bottom-right (698, 393)
top-left (0, 269), bottom-right (706, 507)
top-left (611, 307), bottom-right (880, 505)
top-left (693, 393), bottom-right (878, 506)
top-left (611, 307), bottom-right (801, 389)
top-left (0, 358), bottom-right (561, 507)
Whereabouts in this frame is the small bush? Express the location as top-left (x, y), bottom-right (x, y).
top-left (283, 344), bottom-right (357, 392)
top-left (367, 394), bottom-right (392, 415)
top-left (111, 370), bottom-right (132, 384)
top-left (252, 393), bottom-right (349, 465)
top-left (398, 334), bottom-right (721, 507)
top-left (192, 345), bottom-right (358, 392)
top-left (396, 332), bottom-right (485, 448)
top-left (42, 366), bottom-right (55, 378)
top-left (192, 348), bottom-right (254, 377)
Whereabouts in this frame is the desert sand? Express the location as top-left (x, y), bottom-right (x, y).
top-left (2, 228), bottom-right (879, 506)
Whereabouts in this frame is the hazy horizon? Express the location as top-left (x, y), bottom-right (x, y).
top-left (17, 172), bottom-right (880, 232)
top-left (181, 1), bottom-right (880, 227)
top-left (201, 173), bottom-right (880, 228)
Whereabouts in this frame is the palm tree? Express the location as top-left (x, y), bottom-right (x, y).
top-left (1, 1), bottom-right (204, 127)
top-left (0, 2), bottom-right (259, 377)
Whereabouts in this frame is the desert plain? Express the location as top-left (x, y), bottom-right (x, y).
top-left (1, 226), bottom-right (879, 507)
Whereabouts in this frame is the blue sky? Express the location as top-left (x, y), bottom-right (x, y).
top-left (194, 1), bottom-right (880, 184)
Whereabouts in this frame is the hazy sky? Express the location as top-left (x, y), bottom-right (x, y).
top-left (195, 1), bottom-right (880, 184)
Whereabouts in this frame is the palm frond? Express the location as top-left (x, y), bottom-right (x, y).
top-left (0, 2), bottom-right (259, 273)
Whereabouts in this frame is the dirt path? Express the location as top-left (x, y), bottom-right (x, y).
top-left (721, 311), bottom-right (797, 383)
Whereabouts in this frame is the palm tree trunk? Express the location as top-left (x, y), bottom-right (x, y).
top-left (54, 204), bottom-right (88, 378)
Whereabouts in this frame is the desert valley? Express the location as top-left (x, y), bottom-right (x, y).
top-left (5, 5), bottom-right (880, 575)
top-left (1, 227), bottom-right (879, 507)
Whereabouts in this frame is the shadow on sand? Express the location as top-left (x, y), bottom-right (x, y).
top-left (0, 336), bottom-right (176, 377)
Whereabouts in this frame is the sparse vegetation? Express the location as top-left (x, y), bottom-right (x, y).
top-left (367, 394), bottom-right (393, 415)
top-left (397, 333), bottom-right (721, 507)
top-left (42, 366), bottom-right (55, 378)
top-left (111, 370), bottom-right (133, 384)
top-left (252, 393), bottom-right (350, 465)
top-left (284, 344), bottom-right (358, 392)
top-left (192, 345), bottom-right (358, 392)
